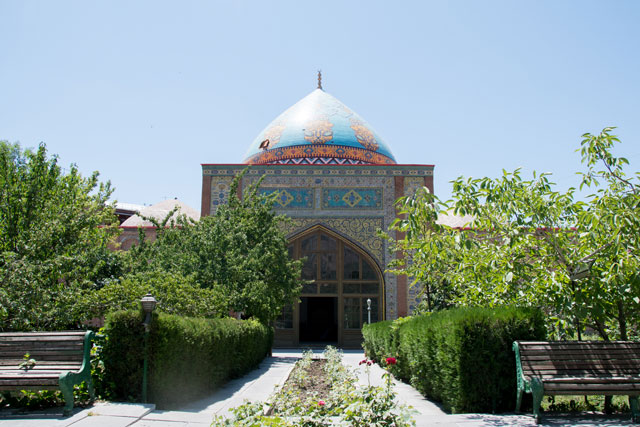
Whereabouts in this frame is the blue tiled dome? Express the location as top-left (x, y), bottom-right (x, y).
top-left (243, 89), bottom-right (396, 165)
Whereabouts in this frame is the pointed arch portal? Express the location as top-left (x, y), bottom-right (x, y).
top-left (274, 226), bottom-right (384, 348)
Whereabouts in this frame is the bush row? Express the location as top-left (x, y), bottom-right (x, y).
top-left (101, 310), bottom-right (272, 408)
top-left (362, 306), bottom-right (545, 413)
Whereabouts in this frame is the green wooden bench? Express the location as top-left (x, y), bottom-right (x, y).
top-left (513, 340), bottom-right (640, 423)
top-left (0, 331), bottom-right (95, 415)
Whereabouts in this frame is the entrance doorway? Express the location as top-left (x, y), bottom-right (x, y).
top-left (273, 227), bottom-right (384, 348)
top-left (299, 297), bottom-right (338, 343)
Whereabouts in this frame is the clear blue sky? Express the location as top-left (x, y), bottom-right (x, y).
top-left (2, 1), bottom-right (639, 209)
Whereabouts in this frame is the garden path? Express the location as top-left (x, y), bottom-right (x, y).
top-left (0, 349), bottom-right (636, 426)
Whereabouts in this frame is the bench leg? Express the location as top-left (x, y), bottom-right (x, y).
top-left (515, 387), bottom-right (523, 413)
top-left (59, 376), bottom-right (74, 416)
top-left (531, 378), bottom-right (544, 424)
top-left (630, 396), bottom-right (639, 423)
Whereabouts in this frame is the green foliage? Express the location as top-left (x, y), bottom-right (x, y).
top-left (543, 395), bottom-right (629, 413)
top-left (100, 311), bottom-right (146, 401)
top-left (361, 320), bottom-right (397, 366)
top-left (386, 128), bottom-right (639, 340)
top-left (0, 141), bottom-right (121, 331)
top-left (77, 271), bottom-right (217, 319)
top-left (101, 310), bottom-right (272, 407)
top-left (362, 307), bottom-right (545, 413)
top-left (125, 170), bottom-right (302, 324)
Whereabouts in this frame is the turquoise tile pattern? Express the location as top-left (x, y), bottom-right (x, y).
top-left (322, 188), bottom-right (383, 209)
top-left (259, 188), bottom-right (314, 209)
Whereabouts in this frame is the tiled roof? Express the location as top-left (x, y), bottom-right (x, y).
top-left (120, 199), bottom-right (200, 227)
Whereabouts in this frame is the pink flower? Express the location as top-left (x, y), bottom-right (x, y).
top-left (385, 357), bottom-right (397, 365)
top-left (359, 359), bottom-right (367, 365)
top-left (366, 361), bottom-right (372, 366)
top-left (318, 400), bottom-right (325, 406)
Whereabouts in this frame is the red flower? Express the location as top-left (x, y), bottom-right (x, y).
top-left (359, 359), bottom-right (367, 365)
top-left (385, 357), bottom-right (397, 365)
top-left (318, 400), bottom-right (325, 406)
top-left (366, 361), bottom-right (372, 366)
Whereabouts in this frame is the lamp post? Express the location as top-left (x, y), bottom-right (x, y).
top-left (367, 298), bottom-right (372, 325)
top-left (140, 293), bottom-right (157, 403)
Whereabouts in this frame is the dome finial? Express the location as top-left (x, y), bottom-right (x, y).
top-left (317, 70), bottom-right (322, 90)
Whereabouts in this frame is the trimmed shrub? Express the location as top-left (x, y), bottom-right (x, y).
top-left (362, 320), bottom-right (395, 364)
top-left (101, 310), bottom-right (272, 407)
top-left (362, 307), bottom-right (545, 413)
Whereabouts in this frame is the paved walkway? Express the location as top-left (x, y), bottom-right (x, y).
top-left (0, 349), bottom-right (636, 426)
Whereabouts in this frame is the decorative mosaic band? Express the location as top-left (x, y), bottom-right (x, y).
top-left (259, 188), bottom-right (314, 209)
top-left (322, 188), bottom-right (383, 209)
top-left (245, 144), bottom-right (397, 166)
top-left (203, 165), bottom-right (433, 176)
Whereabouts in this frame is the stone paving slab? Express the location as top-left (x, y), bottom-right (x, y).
top-left (143, 410), bottom-right (214, 424)
top-left (131, 422), bottom-right (190, 427)
top-left (0, 402), bottom-right (154, 427)
top-left (420, 413), bottom-right (636, 426)
top-left (88, 402), bottom-right (156, 418)
top-left (70, 414), bottom-right (139, 427)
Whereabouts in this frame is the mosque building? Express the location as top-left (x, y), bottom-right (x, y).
top-left (201, 75), bottom-right (434, 348)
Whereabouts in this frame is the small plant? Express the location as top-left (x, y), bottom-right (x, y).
top-left (18, 353), bottom-right (37, 371)
top-left (341, 355), bottom-right (415, 427)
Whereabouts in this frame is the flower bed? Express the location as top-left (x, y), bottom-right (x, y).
top-left (214, 347), bottom-right (416, 426)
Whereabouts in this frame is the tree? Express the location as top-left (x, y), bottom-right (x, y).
top-left (386, 128), bottom-right (639, 340)
top-left (577, 127), bottom-right (640, 340)
top-left (123, 171), bottom-right (303, 324)
top-left (0, 141), bottom-right (121, 331)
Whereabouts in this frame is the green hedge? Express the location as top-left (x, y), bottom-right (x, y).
top-left (101, 311), bottom-right (272, 408)
top-left (362, 307), bottom-right (545, 413)
top-left (362, 319), bottom-right (395, 364)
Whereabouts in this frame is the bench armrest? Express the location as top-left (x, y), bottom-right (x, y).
top-left (80, 331), bottom-right (95, 376)
top-left (58, 331), bottom-right (96, 415)
top-left (512, 341), bottom-right (529, 392)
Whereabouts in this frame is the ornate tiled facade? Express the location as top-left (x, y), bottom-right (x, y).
top-left (202, 164), bottom-right (434, 320)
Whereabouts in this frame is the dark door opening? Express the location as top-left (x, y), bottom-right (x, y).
top-left (299, 297), bottom-right (338, 343)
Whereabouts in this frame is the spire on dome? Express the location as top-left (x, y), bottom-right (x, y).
top-left (317, 70), bottom-right (322, 90)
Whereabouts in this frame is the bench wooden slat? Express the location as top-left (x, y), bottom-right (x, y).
top-left (527, 376), bottom-right (640, 383)
top-left (0, 371), bottom-right (69, 377)
top-left (0, 349), bottom-right (82, 359)
top-left (0, 359), bottom-right (82, 369)
top-left (526, 372), bottom-right (640, 379)
top-left (521, 352), bottom-right (640, 358)
top-left (517, 341), bottom-right (640, 346)
top-left (522, 353), bottom-right (640, 361)
top-left (1, 384), bottom-right (60, 389)
top-left (522, 359), bottom-right (640, 369)
top-left (523, 365), bottom-right (640, 372)
top-left (0, 341), bottom-right (84, 347)
top-left (0, 378), bottom-right (61, 386)
top-left (519, 344), bottom-right (640, 350)
top-left (544, 383), bottom-right (640, 392)
top-left (0, 334), bottom-right (86, 342)
top-left (0, 365), bottom-right (82, 372)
